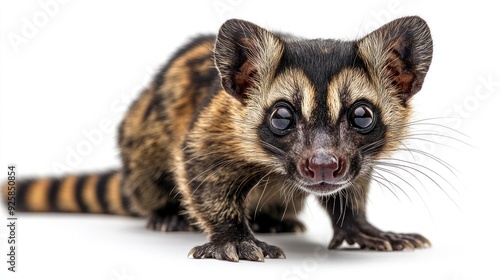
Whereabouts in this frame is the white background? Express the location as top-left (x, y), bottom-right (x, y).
top-left (1, 1), bottom-right (499, 280)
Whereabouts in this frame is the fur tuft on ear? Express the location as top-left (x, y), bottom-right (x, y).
top-left (214, 19), bottom-right (284, 103)
top-left (357, 16), bottom-right (433, 103)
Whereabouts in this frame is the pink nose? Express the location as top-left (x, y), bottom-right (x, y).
top-left (299, 152), bottom-right (343, 183)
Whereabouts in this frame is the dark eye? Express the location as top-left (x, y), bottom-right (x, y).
top-left (348, 101), bottom-right (376, 133)
top-left (269, 102), bottom-right (295, 135)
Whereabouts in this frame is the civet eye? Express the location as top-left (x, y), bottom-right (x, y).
top-left (348, 101), bottom-right (376, 133)
top-left (269, 102), bottom-right (295, 135)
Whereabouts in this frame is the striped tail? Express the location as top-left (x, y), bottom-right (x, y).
top-left (2, 170), bottom-right (136, 215)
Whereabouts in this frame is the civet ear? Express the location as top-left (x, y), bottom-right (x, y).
top-left (358, 16), bottom-right (433, 103)
top-left (214, 19), bottom-right (284, 102)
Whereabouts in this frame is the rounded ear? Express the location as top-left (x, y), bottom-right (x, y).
top-left (214, 19), bottom-right (284, 103)
top-left (357, 16), bottom-right (433, 103)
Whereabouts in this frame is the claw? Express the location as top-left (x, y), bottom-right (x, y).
top-left (227, 249), bottom-right (240, 262)
top-left (381, 240), bottom-right (392, 251)
top-left (328, 233), bottom-right (346, 249)
top-left (418, 235), bottom-right (432, 247)
top-left (267, 247), bottom-right (286, 259)
top-left (187, 248), bottom-right (195, 258)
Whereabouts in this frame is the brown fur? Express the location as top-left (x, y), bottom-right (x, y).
top-left (107, 173), bottom-right (129, 215)
top-left (81, 175), bottom-right (102, 213)
top-left (2, 17), bottom-right (433, 261)
top-left (57, 175), bottom-right (79, 212)
top-left (2, 182), bottom-right (9, 202)
top-left (25, 179), bottom-right (51, 212)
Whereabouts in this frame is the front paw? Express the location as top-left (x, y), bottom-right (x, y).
top-left (188, 238), bottom-right (285, 262)
top-left (329, 226), bottom-right (431, 251)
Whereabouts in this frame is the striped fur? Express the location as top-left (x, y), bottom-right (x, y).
top-left (1, 171), bottom-right (136, 215)
top-left (1, 17), bottom-right (433, 261)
